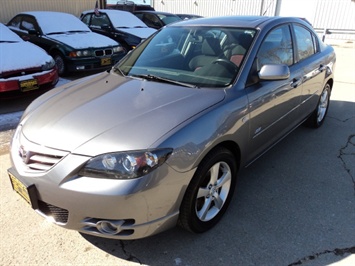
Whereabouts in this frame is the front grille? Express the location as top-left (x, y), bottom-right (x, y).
top-left (38, 200), bottom-right (69, 224)
top-left (95, 49), bottom-right (113, 57)
top-left (18, 148), bottom-right (67, 172)
top-left (16, 140), bottom-right (68, 173)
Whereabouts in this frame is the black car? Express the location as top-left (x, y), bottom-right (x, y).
top-left (7, 11), bottom-right (126, 76)
top-left (81, 9), bottom-right (156, 51)
top-left (133, 10), bottom-right (182, 29)
top-left (176, 14), bottom-right (203, 20)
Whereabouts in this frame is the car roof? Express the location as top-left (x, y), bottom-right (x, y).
top-left (82, 9), bottom-right (133, 17)
top-left (81, 9), bottom-right (148, 28)
top-left (17, 11), bottom-right (73, 18)
top-left (133, 10), bottom-right (179, 16)
top-left (169, 16), bottom-right (308, 29)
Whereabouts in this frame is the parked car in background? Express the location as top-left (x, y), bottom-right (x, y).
top-left (133, 10), bottom-right (182, 29)
top-left (7, 11), bottom-right (126, 76)
top-left (107, 0), bottom-right (155, 12)
top-left (81, 9), bottom-right (156, 52)
top-left (0, 23), bottom-right (58, 97)
top-left (8, 16), bottom-right (335, 240)
top-left (176, 14), bottom-right (203, 20)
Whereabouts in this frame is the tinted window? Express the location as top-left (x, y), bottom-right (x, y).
top-left (143, 14), bottom-right (162, 28)
top-left (257, 25), bottom-right (293, 68)
top-left (90, 14), bottom-right (111, 28)
top-left (8, 16), bottom-right (22, 28)
top-left (21, 16), bottom-right (37, 32)
top-left (294, 25), bottom-right (315, 61)
top-left (81, 14), bottom-right (91, 25)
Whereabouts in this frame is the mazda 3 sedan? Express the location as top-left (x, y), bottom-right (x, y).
top-left (8, 16), bottom-right (335, 240)
top-left (7, 11), bottom-right (126, 76)
top-left (0, 23), bottom-right (58, 97)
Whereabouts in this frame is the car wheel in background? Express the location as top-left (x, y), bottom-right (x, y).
top-left (306, 83), bottom-right (331, 128)
top-left (53, 53), bottom-right (66, 76)
top-left (178, 147), bottom-right (237, 233)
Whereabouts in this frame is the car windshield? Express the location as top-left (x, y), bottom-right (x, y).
top-left (114, 26), bottom-right (256, 88)
top-left (33, 12), bottom-right (91, 35)
top-left (158, 14), bottom-right (182, 25)
top-left (109, 12), bottom-right (148, 28)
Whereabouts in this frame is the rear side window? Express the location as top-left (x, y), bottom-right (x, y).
top-left (294, 25), bottom-right (316, 61)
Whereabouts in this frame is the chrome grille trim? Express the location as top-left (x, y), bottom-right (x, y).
top-left (95, 49), bottom-right (113, 57)
top-left (12, 128), bottom-right (69, 174)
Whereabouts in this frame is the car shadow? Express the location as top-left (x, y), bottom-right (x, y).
top-left (79, 99), bottom-right (355, 265)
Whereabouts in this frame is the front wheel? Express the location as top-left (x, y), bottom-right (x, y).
top-left (305, 83), bottom-right (331, 128)
top-left (53, 53), bottom-right (66, 76)
top-left (178, 147), bottom-right (237, 233)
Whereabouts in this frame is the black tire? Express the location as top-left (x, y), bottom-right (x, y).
top-left (305, 83), bottom-right (331, 128)
top-left (178, 147), bottom-right (237, 233)
top-left (53, 53), bottom-right (66, 76)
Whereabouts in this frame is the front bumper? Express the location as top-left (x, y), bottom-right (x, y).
top-left (65, 53), bottom-right (125, 73)
top-left (8, 132), bottom-right (194, 239)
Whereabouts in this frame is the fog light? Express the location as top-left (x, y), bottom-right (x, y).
top-left (76, 66), bottom-right (85, 70)
top-left (97, 220), bottom-right (125, 235)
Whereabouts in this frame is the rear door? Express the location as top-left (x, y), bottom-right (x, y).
top-left (292, 24), bottom-right (327, 117)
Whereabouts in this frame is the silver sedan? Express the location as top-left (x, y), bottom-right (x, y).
top-left (8, 16), bottom-right (336, 239)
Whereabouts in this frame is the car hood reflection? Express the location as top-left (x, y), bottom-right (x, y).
top-left (21, 71), bottom-right (225, 155)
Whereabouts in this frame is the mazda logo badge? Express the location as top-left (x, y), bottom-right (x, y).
top-left (19, 145), bottom-right (31, 164)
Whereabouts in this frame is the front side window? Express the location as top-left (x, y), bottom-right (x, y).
top-left (257, 25), bottom-right (293, 68)
top-left (294, 25), bottom-right (315, 61)
top-left (21, 17), bottom-right (37, 32)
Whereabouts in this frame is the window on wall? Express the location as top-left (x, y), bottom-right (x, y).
top-left (294, 25), bottom-right (316, 61)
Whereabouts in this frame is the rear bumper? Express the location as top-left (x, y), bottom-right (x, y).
top-left (0, 68), bottom-right (59, 93)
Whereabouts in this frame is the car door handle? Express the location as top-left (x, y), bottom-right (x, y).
top-left (319, 64), bottom-right (326, 72)
top-left (290, 78), bottom-right (302, 88)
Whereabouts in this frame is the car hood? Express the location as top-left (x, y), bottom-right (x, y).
top-left (21, 71), bottom-right (225, 156)
top-left (0, 42), bottom-right (52, 73)
top-left (46, 32), bottom-right (118, 49)
top-left (117, 27), bottom-right (157, 39)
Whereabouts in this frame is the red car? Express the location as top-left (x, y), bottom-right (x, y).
top-left (0, 23), bottom-right (58, 97)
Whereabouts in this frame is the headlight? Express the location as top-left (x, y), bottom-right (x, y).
top-left (69, 50), bottom-right (91, 57)
top-left (42, 58), bottom-right (55, 70)
top-left (78, 148), bottom-right (173, 179)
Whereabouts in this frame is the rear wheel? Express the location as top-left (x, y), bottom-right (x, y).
top-left (178, 147), bottom-right (237, 233)
top-left (305, 83), bottom-right (331, 128)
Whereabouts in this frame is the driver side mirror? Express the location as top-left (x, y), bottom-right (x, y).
top-left (258, 64), bottom-right (290, 80)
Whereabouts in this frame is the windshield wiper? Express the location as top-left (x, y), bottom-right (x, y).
top-left (67, 30), bottom-right (90, 33)
top-left (0, 40), bottom-right (18, 43)
top-left (47, 31), bottom-right (66, 35)
top-left (131, 74), bottom-right (198, 88)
